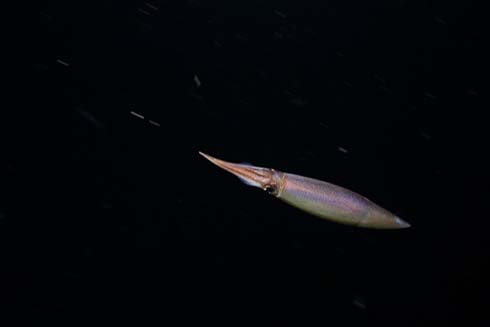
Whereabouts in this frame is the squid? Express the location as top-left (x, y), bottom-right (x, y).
top-left (199, 151), bottom-right (410, 229)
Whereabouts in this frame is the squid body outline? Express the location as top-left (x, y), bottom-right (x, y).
top-left (199, 151), bottom-right (411, 229)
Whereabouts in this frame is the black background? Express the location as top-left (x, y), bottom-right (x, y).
top-left (1, 0), bottom-right (488, 325)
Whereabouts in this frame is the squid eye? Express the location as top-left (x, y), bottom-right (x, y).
top-left (264, 185), bottom-right (276, 195)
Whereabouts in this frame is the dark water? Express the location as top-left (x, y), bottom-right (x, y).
top-left (2, 0), bottom-right (488, 325)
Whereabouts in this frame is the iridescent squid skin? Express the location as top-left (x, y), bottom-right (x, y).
top-left (199, 151), bottom-right (410, 229)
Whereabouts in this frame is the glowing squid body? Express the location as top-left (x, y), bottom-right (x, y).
top-left (199, 151), bottom-right (410, 229)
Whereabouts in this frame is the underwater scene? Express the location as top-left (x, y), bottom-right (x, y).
top-left (2, 0), bottom-right (487, 326)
